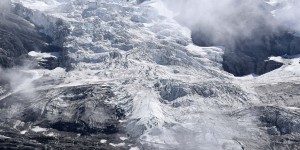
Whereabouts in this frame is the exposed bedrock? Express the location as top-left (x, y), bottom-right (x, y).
top-left (157, 79), bottom-right (247, 102)
top-left (255, 82), bottom-right (300, 107)
top-left (7, 85), bottom-right (120, 134)
top-left (259, 106), bottom-right (300, 150)
top-left (220, 32), bottom-right (299, 76)
top-left (0, 13), bottom-right (48, 68)
top-left (0, 84), bottom-right (134, 149)
top-left (0, 3), bottom-right (70, 69)
top-left (190, 22), bottom-right (300, 76)
top-left (231, 106), bottom-right (300, 150)
top-left (259, 106), bottom-right (300, 135)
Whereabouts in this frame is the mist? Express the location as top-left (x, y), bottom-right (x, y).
top-left (162, 0), bottom-right (299, 46)
top-left (0, 67), bottom-right (38, 98)
top-left (273, 0), bottom-right (300, 32)
top-left (0, 0), bottom-right (12, 13)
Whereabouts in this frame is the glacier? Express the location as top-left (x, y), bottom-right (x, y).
top-left (0, 0), bottom-right (300, 149)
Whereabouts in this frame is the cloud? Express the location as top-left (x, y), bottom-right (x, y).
top-left (0, 0), bottom-right (11, 13)
top-left (162, 0), bottom-right (299, 46)
top-left (0, 66), bottom-right (38, 97)
top-left (272, 0), bottom-right (300, 32)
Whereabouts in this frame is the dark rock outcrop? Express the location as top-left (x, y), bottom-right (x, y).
top-left (259, 106), bottom-right (300, 149)
top-left (190, 19), bottom-right (300, 76)
top-left (0, 125), bottom-right (133, 150)
top-left (0, 84), bottom-right (134, 149)
top-left (260, 106), bottom-right (300, 135)
top-left (221, 32), bottom-right (299, 76)
top-left (0, 13), bottom-right (49, 68)
top-left (0, 4), bottom-right (70, 69)
top-left (255, 82), bottom-right (300, 107)
top-left (157, 79), bottom-right (247, 102)
top-left (232, 106), bottom-right (300, 150)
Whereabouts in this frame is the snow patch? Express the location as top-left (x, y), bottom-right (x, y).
top-left (28, 51), bottom-right (57, 58)
top-left (100, 139), bottom-right (107, 144)
top-left (31, 126), bottom-right (48, 132)
top-left (129, 147), bottom-right (140, 150)
top-left (20, 130), bottom-right (28, 134)
top-left (287, 107), bottom-right (300, 110)
top-left (268, 56), bottom-right (284, 63)
top-left (120, 136), bottom-right (128, 141)
top-left (109, 142), bottom-right (126, 147)
top-left (47, 132), bottom-right (56, 137)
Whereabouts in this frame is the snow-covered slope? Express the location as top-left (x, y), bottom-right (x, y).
top-left (1, 0), bottom-right (300, 149)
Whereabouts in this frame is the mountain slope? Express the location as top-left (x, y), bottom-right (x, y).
top-left (0, 0), bottom-right (300, 149)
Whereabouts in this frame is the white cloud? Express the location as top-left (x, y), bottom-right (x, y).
top-left (162, 0), bottom-right (299, 45)
top-left (0, 0), bottom-right (11, 13)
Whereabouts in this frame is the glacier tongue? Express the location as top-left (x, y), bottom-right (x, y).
top-left (2, 0), bottom-right (300, 149)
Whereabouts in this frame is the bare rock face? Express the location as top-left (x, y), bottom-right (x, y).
top-left (0, 3), bottom-right (69, 69)
top-left (0, 84), bottom-right (135, 149)
top-left (231, 106), bottom-right (300, 150)
top-left (221, 32), bottom-right (299, 76)
top-left (0, 13), bottom-right (48, 68)
top-left (12, 85), bottom-right (119, 134)
top-left (290, 36), bottom-right (300, 55)
top-left (256, 83), bottom-right (300, 107)
top-left (191, 21), bottom-right (300, 76)
top-left (158, 79), bottom-right (247, 101)
top-left (259, 106), bottom-right (300, 149)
